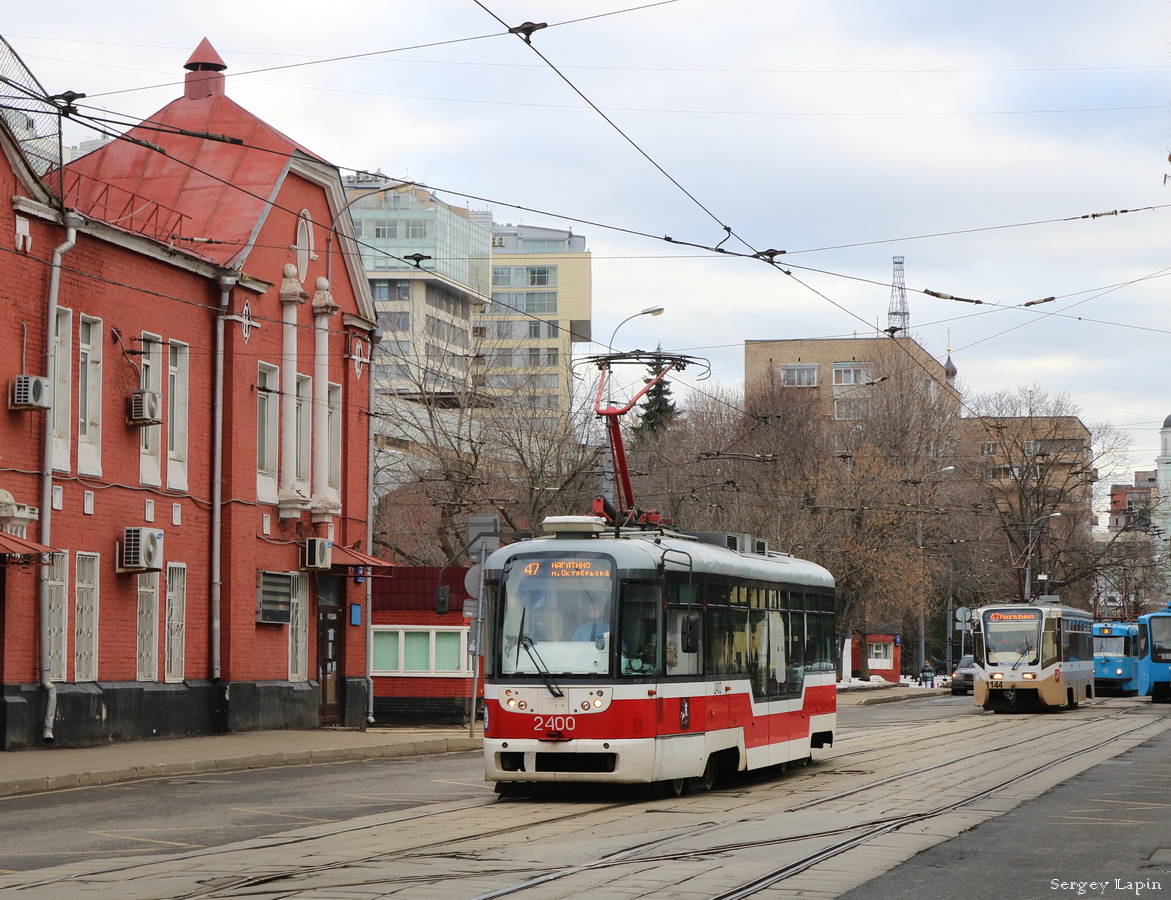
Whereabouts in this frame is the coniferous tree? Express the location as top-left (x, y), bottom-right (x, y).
top-left (633, 350), bottom-right (678, 440)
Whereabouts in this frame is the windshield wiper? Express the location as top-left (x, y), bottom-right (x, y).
top-left (1012, 638), bottom-right (1033, 669)
top-left (518, 635), bottom-right (564, 698)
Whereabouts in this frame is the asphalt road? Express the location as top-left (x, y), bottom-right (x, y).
top-left (0, 749), bottom-right (491, 873)
top-left (840, 701), bottom-right (1171, 900)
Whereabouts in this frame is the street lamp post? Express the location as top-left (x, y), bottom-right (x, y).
top-left (600, 305), bottom-right (665, 503)
top-left (1022, 512), bottom-right (1061, 601)
top-left (909, 466), bottom-right (954, 676)
top-left (607, 304), bottom-right (664, 350)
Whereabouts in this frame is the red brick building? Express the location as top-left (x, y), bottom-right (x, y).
top-left (849, 631), bottom-right (904, 683)
top-left (1, 40), bottom-right (380, 748)
top-left (370, 567), bottom-right (479, 725)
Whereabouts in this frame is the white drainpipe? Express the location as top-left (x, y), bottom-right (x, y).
top-left (37, 210), bottom-right (83, 742)
top-left (210, 271), bottom-right (239, 680)
top-left (366, 328), bottom-right (381, 724)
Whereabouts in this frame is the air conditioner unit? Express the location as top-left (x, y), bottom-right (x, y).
top-left (126, 389), bottom-right (162, 425)
top-left (303, 537), bottom-right (332, 570)
top-left (9, 375), bottom-right (51, 410)
top-left (121, 526), bottom-right (164, 571)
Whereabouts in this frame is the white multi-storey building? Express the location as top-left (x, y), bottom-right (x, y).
top-left (473, 218), bottom-right (592, 422)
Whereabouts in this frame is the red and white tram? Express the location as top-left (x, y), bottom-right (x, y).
top-left (480, 516), bottom-right (836, 793)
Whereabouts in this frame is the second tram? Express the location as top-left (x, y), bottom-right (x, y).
top-left (1137, 603), bottom-right (1171, 703)
top-left (1092, 621), bottom-right (1139, 696)
top-left (972, 601), bottom-right (1094, 711)
top-left (480, 517), bottom-right (836, 794)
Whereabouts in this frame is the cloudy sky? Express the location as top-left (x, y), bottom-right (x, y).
top-left (5, 1), bottom-right (1171, 474)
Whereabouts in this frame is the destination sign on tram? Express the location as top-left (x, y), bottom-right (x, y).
top-left (520, 559), bottom-right (612, 578)
top-left (987, 610), bottom-right (1041, 622)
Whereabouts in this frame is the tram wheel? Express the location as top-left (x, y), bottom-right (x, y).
top-left (692, 758), bottom-right (716, 792)
top-left (664, 778), bottom-right (686, 798)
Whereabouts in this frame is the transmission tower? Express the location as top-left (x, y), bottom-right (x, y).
top-left (887, 255), bottom-right (909, 336)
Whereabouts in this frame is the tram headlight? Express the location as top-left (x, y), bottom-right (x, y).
top-left (593, 698), bottom-right (603, 708)
top-left (1022, 672), bottom-right (1035, 680)
top-left (506, 697), bottom-right (517, 708)
top-left (1116, 668), bottom-right (1124, 676)
top-left (991, 672), bottom-right (1005, 680)
top-left (581, 701), bottom-right (591, 711)
top-left (517, 701), bottom-right (528, 710)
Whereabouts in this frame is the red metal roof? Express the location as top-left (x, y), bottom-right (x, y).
top-left (61, 39), bottom-right (327, 268)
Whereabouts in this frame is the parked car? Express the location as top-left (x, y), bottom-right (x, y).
top-left (950, 654), bottom-right (975, 695)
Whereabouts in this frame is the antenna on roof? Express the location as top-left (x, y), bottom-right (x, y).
top-left (887, 255), bottom-right (909, 336)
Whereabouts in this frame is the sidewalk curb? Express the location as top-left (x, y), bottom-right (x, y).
top-left (854, 690), bottom-right (946, 706)
top-left (0, 736), bottom-right (483, 799)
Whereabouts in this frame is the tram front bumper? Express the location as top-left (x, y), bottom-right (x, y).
top-left (485, 734), bottom-right (704, 784)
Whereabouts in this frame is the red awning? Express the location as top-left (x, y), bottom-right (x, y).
top-left (331, 544), bottom-right (390, 569)
top-left (0, 531), bottom-right (60, 564)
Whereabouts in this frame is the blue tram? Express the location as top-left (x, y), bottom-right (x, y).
top-left (1137, 604), bottom-right (1171, 703)
top-left (1092, 622), bottom-right (1139, 695)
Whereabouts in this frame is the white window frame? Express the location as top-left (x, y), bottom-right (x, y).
top-left (288, 572), bottom-right (309, 681)
top-left (136, 571), bottom-right (160, 681)
top-left (832, 365), bottom-right (869, 386)
top-left (294, 374), bottom-right (312, 495)
top-left (867, 640), bottom-right (894, 670)
top-left (74, 552), bottom-right (100, 682)
top-left (327, 383), bottom-right (342, 495)
top-left (139, 334), bottom-right (164, 487)
top-left (257, 362), bottom-right (279, 502)
top-left (46, 553), bottom-right (69, 681)
top-left (833, 398), bottom-right (870, 420)
top-left (77, 314), bottom-right (103, 477)
top-left (167, 340), bottom-right (190, 491)
top-left (295, 209), bottom-right (315, 282)
top-left (165, 563), bottom-right (187, 682)
top-left (51, 308), bottom-right (73, 472)
top-left (781, 364), bottom-right (817, 387)
top-left (371, 626), bottom-right (471, 677)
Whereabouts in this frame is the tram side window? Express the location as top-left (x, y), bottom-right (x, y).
top-left (748, 609), bottom-right (769, 699)
top-left (620, 582), bottom-right (662, 676)
top-left (1063, 622), bottom-right (1091, 662)
top-left (787, 608), bottom-right (806, 686)
top-left (1041, 621), bottom-right (1058, 668)
top-left (1149, 617), bottom-right (1171, 662)
top-left (666, 607), bottom-right (701, 675)
top-left (665, 578), bottom-right (701, 676)
top-left (1138, 624), bottom-right (1149, 661)
top-left (707, 606), bottom-right (748, 677)
top-left (808, 608), bottom-right (833, 672)
top-left (768, 609), bottom-right (789, 696)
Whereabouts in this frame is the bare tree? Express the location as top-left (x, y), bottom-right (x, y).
top-left (371, 332), bottom-right (603, 564)
top-left (962, 386), bottom-right (1134, 608)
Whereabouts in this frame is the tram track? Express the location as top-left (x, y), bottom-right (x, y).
top-left (3, 702), bottom-right (1166, 899)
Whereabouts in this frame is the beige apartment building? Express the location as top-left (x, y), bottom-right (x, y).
top-left (744, 335), bottom-right (959, 420)
top-left (471, 218), bottom-right (593, 423)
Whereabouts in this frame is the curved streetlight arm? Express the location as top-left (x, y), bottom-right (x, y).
top-left (606, 305), bottom-right (664, 350)
top-left (1020, 512), bottom-right (1061, 601)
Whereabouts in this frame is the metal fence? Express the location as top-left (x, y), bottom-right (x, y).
top-left (0, 35), bottom-right (64, 199)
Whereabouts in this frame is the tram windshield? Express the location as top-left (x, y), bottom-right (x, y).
top-left (497, 553), bottom-right (622, 677)
top-left (1094, 635), bottom-right (1129, 658)
top-left (1150, 616), bottom-right (1171, 663)
top-left (981, 608), bottom-right (1041, 666)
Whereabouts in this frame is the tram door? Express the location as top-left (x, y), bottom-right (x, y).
top-left (316, 575), bottom-right (343, 724)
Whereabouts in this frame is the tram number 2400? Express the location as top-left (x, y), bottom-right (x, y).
top-left (534, 715), bottom-right (576, 732)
